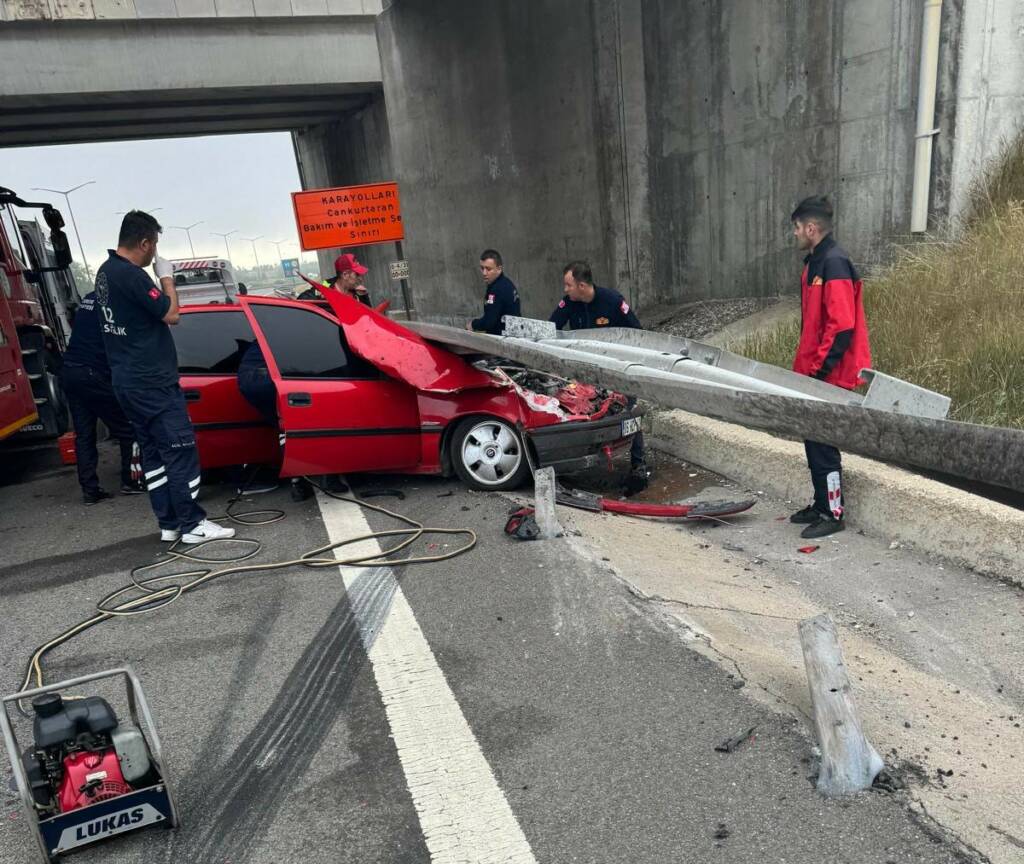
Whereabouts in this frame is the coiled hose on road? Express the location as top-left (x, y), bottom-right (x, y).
top-left (18, 478), bottom-right (477, 711)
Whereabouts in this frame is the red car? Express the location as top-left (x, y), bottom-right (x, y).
top-left (172, 290), bottom-right (642, 490)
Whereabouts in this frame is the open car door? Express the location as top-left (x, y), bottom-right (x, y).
top-left (240, 297), bottom-right (422, 478)
top-left (173, 306), bottom-right (279, 469)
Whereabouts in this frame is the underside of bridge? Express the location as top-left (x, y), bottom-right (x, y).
top-left (1, 85), bottom-right (374, 148)
top-left (0, 11), bottom-right (398, 299)
top-left (0, 17), bottom-right (382, 147)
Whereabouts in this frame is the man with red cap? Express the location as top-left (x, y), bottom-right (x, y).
top-left (298, 252), bottom-right (372, 304)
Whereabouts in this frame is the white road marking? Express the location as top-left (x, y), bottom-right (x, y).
top-left (315, 491), bottom-right (537, 864)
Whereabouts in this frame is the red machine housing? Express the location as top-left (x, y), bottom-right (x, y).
top-left (57, 749), bottom-right (132, 813)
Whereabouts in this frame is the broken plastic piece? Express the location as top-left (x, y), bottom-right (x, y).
top-left (714, 725), bottom-right (757, 753)
top-left (798, 545), bottom-right (820, 554)
top-left (504, 507), bottom-right (541, 541)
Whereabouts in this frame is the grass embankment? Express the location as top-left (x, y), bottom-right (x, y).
top-left (737, 138), bottom-right (1024, 430)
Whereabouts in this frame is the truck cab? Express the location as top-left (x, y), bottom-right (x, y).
top-left (0, 187), bottom-right (77, 442)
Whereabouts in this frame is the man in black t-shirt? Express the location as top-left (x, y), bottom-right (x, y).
top-left (61, 291), bottom-right (143, 503)
top-left (96, 210), bottom-right (234, 544)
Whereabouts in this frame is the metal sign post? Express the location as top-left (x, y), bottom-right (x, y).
top-left (390, 242), bottom-right (413, 320)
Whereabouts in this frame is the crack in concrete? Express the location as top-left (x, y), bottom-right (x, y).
top-left (987, 824), bottom-right (1024, 852)
top-left (907, 796), bottom-right (993, 864)
top-left (624, 582), bottom-right (803, 622)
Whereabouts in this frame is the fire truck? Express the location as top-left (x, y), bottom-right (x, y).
top-left (0, 186), bottom-right (80, 444)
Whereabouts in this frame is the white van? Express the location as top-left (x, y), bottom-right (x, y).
top-left (171, 258), bottom-right (237, 305)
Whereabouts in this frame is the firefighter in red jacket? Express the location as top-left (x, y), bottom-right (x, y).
top-left (789, 195), bottom-right (871, 539)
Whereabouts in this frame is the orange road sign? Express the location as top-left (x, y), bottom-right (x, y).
top-left (292, 182), bottom-right (404, 250)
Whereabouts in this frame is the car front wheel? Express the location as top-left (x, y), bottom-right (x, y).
top-left (450, 417), bottom-right (529, 491)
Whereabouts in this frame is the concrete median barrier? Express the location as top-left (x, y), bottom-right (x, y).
top-left (648, 408), bottom-right (1024, 586)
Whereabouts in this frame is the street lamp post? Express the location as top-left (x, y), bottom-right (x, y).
top-left (211, 230), bottom-right (238, 263)
top-left (168, 221), bottom-right (204, 258)
top-left (243, 236), bottom-right (263, 280)
top-left (32, 181), bottom-right (96, 281)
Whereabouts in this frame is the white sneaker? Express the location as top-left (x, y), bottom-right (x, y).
top-left (181, 519), bottom-right (236, 544)
top-left (160, 529), bottom-right (181, 542)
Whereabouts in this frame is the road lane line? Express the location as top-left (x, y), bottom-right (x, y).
top-left (315, 491), bottom-right (537, 864)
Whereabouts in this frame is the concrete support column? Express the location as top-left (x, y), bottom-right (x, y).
top-left (592, 0), bottom-right (653, 309)
top-left (291, 93), bottom-right (399, 306)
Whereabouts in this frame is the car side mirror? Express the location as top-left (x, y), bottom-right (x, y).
top-left (24, 269), bottom-right (41, 284)
top-left (50, 229), bottom-right (73, 269)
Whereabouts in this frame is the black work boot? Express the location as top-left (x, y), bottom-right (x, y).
top-left (800, 513), bottom-right (845, 539)
top-left (322, 474), bottom-right (350, 494)
top-left (789, 505), bottom-right (819, 524)
top-left (624, 461), bottom-right (649, 496)
top-left (83, 488), bottom-right (113, 505)
top-left (290, 478), bottom-right (313, 502)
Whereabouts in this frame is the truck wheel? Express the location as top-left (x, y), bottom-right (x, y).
top-left (450, 417), bottom-right (529, 491)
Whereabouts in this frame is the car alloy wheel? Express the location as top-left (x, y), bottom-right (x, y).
top-left (454, 418), bottom-right (527, 490)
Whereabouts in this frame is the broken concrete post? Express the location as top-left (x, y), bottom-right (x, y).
top-left (798, 613), bottom-right (884, 795)
top-left (533, 467), bottom-right (562, 539)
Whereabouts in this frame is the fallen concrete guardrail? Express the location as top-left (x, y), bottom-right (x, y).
top-left (407, 321), bottom-right (1024, 494)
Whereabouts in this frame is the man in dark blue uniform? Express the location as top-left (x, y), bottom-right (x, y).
top-left (95, 210), bottom-right (234, 544)
top-left (549, 260), bottom-right (641, 331)
top-left (60, 292), bottom-right (144, 504)
top-left (470, 249), bottom-right (520, 335)
top-left (549, 260), bottom-right (647, 489)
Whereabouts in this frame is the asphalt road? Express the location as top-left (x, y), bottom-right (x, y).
top-left (0, 443), bottom-right (969, 863)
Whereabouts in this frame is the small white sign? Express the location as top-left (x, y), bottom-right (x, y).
top-left (388, 260), bottom-right (410, 281)
top-left (57, 803), bottom-right (164, 851)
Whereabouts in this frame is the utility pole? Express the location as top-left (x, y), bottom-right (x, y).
top-left (167, 221), bottom-right (204, 258)
top-left (32, 181), bottom-right (96, 281)
top-left (211, 229), bottom-right (238, 263)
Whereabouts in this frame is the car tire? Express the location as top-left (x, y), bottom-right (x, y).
top-left (450, 416), bottom-right (530, 491)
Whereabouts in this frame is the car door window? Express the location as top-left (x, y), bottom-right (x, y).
top-left (173, 310), bottom-right (256, 374)
top-left (250, 304), bottom-right (378, 380)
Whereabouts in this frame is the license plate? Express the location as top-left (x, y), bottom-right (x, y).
top-left (621, 416), bottom-right (642, 436)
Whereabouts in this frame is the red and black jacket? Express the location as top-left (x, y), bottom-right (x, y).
top-left (793, 234), bottom-right (871, 391)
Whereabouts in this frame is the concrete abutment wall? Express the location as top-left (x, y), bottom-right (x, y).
top-left (374, 0), bottom-right (1023, 321)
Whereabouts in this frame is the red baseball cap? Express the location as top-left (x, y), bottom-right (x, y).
top-left (334, 253), bottom-right (368, 275)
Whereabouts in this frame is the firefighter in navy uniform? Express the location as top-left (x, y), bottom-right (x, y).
top-left (788, 195), bottom-right (872, 539)
top-left (60, 291), bottom-right (144, 504)
top-left (95, 210), bottom-right (235, 544)
top-left (549, 260), bottom-right (648, 490)
top-left (470, 249), bottom-right (520, 335)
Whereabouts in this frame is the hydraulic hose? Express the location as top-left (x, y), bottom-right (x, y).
top-left (18, 478), bottom-right (476, 708)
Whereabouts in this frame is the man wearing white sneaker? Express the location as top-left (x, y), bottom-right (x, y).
top-left (95, 211), bottom-right (235, 545)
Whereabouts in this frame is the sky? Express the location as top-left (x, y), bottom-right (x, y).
top-left (2, 132), bottom-right (315, 275)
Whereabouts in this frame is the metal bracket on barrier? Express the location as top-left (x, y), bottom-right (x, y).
top-left (860, 369), bottom-right (951, 420)
top-left (501, 316), bottom-right (557, 341)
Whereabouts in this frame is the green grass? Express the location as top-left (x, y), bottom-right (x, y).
top-left (735, 200), bottom-right (1024, 429)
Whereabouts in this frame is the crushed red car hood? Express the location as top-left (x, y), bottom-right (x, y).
top-left (320, 287), bottom-right (495, 393)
